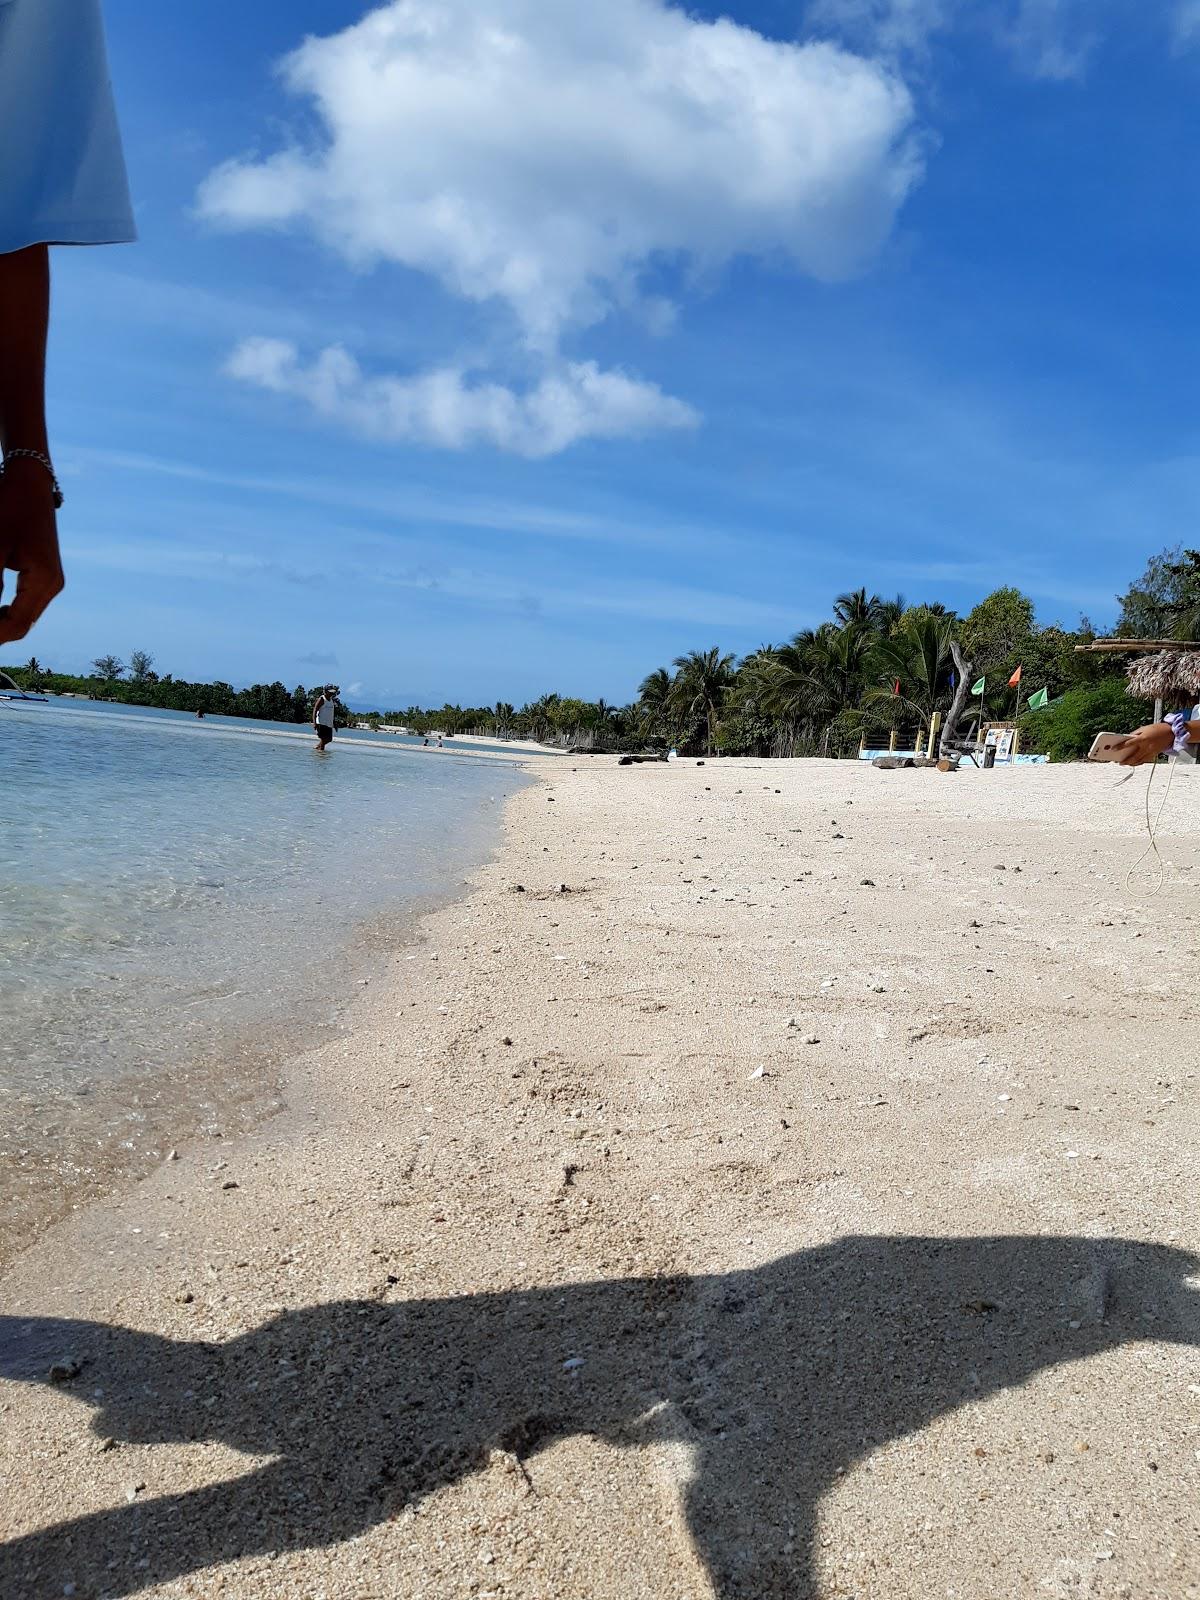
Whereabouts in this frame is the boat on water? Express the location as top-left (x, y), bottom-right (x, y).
top-left (0, 669), bottom-right (48, 704)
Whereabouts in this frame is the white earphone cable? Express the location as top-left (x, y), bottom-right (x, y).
top-left (1125, 756), bottom-right (1178, 895)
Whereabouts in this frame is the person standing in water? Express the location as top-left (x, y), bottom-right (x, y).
top-left (312, 689), bottom-right (336, 752)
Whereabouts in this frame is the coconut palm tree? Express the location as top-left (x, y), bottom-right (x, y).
top-left (876, 593), bottom-right (907, 634)
top-left (868, 613), bottom-right (956, 730)
top-left (670, 647), bottom-right (736, 755)
top-left (636, 667), bottom-right (674, 741)
top-left (638, 667), bottom-right (671, 709)
top-left (832, 588), bottom-right (884, 631)
top-left (522, 695), bottom-right (559, 742)
top-left (734, 626), bottom-right (873, 756)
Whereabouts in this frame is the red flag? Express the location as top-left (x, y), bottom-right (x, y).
top-left (1007, 665), bottom-right (1023, 688)
top-left (892, 679), bottom-right (901, 697)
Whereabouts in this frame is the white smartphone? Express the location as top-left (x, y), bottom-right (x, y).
top-left (1088, 732), bottom-right (1127, 763)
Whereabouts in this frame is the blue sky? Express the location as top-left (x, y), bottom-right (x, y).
top-left (31, 0), bottom-right (1200, 707)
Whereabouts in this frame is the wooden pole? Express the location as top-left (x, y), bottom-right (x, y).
top-left (927, 712), bottom-right (942, 759)
top-left (1154, 696), bottom-right (1164, 725)
top-left (1075, 639), bottom-right (1200, 654)
top-left (889, 729), bottom-right (898, 753)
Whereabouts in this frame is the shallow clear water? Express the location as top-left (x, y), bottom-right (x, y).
top-left (0, 698), bottom-right (528, 1253)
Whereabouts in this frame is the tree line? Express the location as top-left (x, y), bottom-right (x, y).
top-left (4, 651), bottom-right (345, 726)
top-left (368, 549), bottom-right (1193, 760)
top-left (6, 547), bottom-right (1194, 759)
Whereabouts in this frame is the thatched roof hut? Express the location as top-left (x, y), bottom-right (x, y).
top-left (1126, 650), bottom-right (1200, 701)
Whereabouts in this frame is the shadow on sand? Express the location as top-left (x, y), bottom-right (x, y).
top-left (2, 1233), bottom-right (1196, 1599)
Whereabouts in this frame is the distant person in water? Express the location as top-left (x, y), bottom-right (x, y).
top-left (313, 690), bottom-right (335, 752)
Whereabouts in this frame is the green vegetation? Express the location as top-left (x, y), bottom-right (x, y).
top-left (6, 547), bottom-right (1187, 759)
top-left (1019, 681), bottom-right (1154, 763)
top-left (357, 581), bottom-right (1125, 757)
top-left (1115, 548), bottom-right (1200, 640)
top-left (2, 653), bottom-right (346, 726)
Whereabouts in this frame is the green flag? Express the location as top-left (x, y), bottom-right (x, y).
top-left (971, 677), bottom-right (986, 696)
top-left (1027, 687), bottom-right (1049, 710)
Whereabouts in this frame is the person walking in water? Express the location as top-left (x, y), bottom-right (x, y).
top-left (312, 689), bottom-right (336, 752)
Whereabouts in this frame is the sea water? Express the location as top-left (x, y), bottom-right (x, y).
top-left (0, 698), bottom-right (529, 1255)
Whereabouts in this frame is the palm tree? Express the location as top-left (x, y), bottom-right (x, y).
top-left (493, 702), bottom-right (515, 738)
top-left (833, 588), bottom-right (884, 631)
top-left (742, 624), bottom-right (878, 756)
top-left (522, 693), bottom-right (562, 743)
top-left (876, 593), bottom-right (907, 634)
top-left (670, 647), bottom-right (736, 755)
top-left (868, 614), bottom-right (956, 730)
top-left (638, 667), bottom-right (671, 709)
top-left (636, 667), bottom-right (673, 742)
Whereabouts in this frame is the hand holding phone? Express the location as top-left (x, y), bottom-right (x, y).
top-left (1091, 724), bottom-right (1177, 766)
top-left (1088, 732), bottom-right (1127, 763)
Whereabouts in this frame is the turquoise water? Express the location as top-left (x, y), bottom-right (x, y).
top-left (0, 698), bottom-right (529, 1251)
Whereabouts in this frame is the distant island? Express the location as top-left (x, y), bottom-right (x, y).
top-left (6, 549), bottom-right (1194, 760)
top-left (0, 652), bottom-right (347, 727)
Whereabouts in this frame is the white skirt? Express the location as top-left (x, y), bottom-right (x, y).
top-left (0, 0), bottom-right (136, 253)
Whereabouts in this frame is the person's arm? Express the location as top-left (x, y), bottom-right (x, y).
top-left (0, 245), bottom-right (64, 644)
top-left (1112, 718), bottom-right (1200, 766)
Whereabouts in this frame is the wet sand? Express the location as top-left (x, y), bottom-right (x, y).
top-left (1, 758), bottom-right (1198, 1598)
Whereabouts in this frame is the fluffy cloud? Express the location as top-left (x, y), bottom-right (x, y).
top-left (808, 0), bottom-right (1097, 79)
top-left (200, 0), bottom-right (922, 451)
top-left (1173, 0), bottom-right (1200, 51)
top-left (226, 337), bottom-right (699, 457)
top-left (1003, 0), bottom-right (1097, 80)
top-left (806, 0), bottom-right (953, 61)
top-left (202, 0), bottom-right (920, 343)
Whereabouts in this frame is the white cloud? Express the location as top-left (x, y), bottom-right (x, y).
top-left (806, 0), bottom-right (952, 61)
top-left (225, 337), bottom-right (699, 457)
top-left (199, 0), bottom-right (922, 452)
top-left (201, 0), bottom-right (920, 344)
top-left (1003, 0), bottom-right (1096, 80)
top-left (808, 0), bottom-right (1098, 79)
top-left (76, 536), bottom-right (796, 629)
top-left (1173, 0), bottom-right (1200, 51)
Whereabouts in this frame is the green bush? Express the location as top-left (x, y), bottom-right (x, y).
top-left (1020, 678), bottom-right (1153, 762)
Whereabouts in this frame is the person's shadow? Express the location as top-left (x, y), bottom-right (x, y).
top-left (2, 1234), bottom-right (1196, 1599)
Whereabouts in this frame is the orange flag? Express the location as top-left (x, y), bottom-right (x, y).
top-left (1007, 665), bottom-right (1023, 688)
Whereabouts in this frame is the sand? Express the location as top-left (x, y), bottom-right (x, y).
top-left (1, 757), bottom-right (1198, 1599)
top-left (450, 735), bottom-right (569, 755)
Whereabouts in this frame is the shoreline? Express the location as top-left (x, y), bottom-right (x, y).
top-left (0, 744), bottom-right (548, 1270)
top-left (0, 885), bottom-right (433, 1274)
top-left (2, 758), bottom-right (1198, 1598)
top-left (401, 733), bottom-right (570, 756)
top-left (29, 697), bottom-right (559, 763)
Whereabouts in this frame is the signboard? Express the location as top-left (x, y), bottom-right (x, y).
top-left (985, 726), bottom-right (1015, 762)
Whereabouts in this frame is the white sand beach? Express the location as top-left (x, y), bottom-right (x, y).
top-left (2, 758), bottom-right (1198, 1599)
